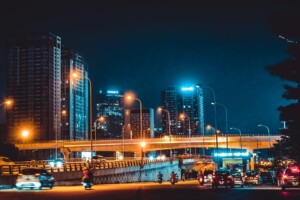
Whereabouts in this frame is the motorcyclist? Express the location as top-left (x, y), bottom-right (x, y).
top-left (82, 168), bottom-right (93, 184)
top-left (157, 171), bottom-right (163, 179)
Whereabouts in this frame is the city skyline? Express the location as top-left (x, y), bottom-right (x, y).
top-left (0, 0), bottom-right (293, 135)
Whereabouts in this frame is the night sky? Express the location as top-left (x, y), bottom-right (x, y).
top-left (0, 0), bottom-right (295, 134)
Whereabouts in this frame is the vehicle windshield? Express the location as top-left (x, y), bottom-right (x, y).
top-left (246, 171), bottom-right (259, 176)
top-left (204, 170), bottom-right (213, 175)
top-left (286, 168), bottom-right (300, 176)
top-left (216, 171), bottom-right (230, 176)
top-left (230, 171), bottom-right (241, 177)
top-left (260, 172), bottom-right (271, 176)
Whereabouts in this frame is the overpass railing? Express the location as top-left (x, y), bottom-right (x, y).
top-left (0, 158), bottom-right (174, 176)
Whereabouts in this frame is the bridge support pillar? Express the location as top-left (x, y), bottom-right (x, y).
top-left (249, 148), bottom-right (255, 170)
top-left (61, 148), bottom-right (71, 161)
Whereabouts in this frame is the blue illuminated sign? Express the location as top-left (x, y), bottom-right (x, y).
top-left (107, 90), bottom-right (119, 94)
top-left (214, 152), bottom-right (249, 157)
top-left (181, 87), bottom-right (194, 91)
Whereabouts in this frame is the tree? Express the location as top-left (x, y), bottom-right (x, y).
top-left (0, 142), bottom-right (19, 161)
top-left (267, 11), bottom-right (300, 163)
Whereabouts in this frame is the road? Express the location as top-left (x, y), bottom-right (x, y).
top-left (1, 181), bottom-right (300, 200)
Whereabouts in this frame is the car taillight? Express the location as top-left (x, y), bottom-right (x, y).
top-left (213, 175), bottom-right (216, 179)
top-left (244, 175), bottom-right (248, 178)
top-left (283, 175), bottom-right (288, 179)
top-left (227, 175), bottom-right (232, 179)
top-left (255, 175), bottom-right (259, 178)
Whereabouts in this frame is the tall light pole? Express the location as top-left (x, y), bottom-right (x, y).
top-left (140, 141), bottom-right (146, 161)
top-left (258, 124), bottom-right (271, 148)
top-left (158, 107), bottom-right (172, 157)
top-left (196, 84), bottom-right (217, 130)
top-left (180, 113), bottom-right (191, 155)
top-left (211, 102), bottom-right (228, 151)
top-left (230, 127), bottom-right (242, 150)
top-left (126, 95), bottom-right (143, 139)
top-left (207, 125), bottom-right (218, 149)
top-left (72, 71), bottom-right (92, 163)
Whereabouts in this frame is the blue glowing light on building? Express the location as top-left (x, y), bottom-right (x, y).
top-left (181, 87), bottom-right (194, 91)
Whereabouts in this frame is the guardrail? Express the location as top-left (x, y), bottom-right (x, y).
top-left (0, 158), bottom-right (174, 176)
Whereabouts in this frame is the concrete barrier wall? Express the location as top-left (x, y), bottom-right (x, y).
top-left (54, 160), bottom-right (180, 186)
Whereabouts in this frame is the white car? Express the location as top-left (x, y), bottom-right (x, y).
top-left (16, 168), bottom-right (54, 190)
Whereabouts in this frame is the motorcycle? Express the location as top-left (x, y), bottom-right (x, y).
top-left (170, 177), bottom-right (176, 185)
top-left (158, 177), bottom-right (163, 184)
top-left (82, 178), bottom-right (93, 189)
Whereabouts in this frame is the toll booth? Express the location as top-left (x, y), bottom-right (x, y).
top-left (212, 149), bottom-right (252, 172)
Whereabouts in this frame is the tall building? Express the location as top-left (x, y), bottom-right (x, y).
top-left (6, 33), bottom-right (62, 142)
top-left (161, 86), bottom-right (204, 136)
top-left (96, 90), bottom-right (124, 138)
top-left (161, 87), bottom-right (180, 135)
top-left (124, 108), bottom-right (154, 139)
top-left (61, 47), bottom-right (89, 140)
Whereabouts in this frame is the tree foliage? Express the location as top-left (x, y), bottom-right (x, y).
top-left (267, 11), bottom-right (300, 163)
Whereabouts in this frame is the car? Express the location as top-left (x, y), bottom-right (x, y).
top-left (16, 168), bottom-right (54, 190)
top-left (230, 170), bottom-right (244, 187)
top-left (281, 165), bottom-right (300, 191)
top-left (260, 171), bottom-right (275, 185)
top-left (204, 170), bottom-right (214, 183)
top-left (0, 156), bottom-right (15, 165)
top-left (244, 170), bottom-right (262, 186)
top-left (212, 170), bottom-right (234, 189)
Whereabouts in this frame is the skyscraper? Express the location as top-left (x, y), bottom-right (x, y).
top-left (161, 87), bottom-right (180, 135)
top-left (161, 86), bottom-right (204, 136)
top-left (96, 90), bottom-right (124, 138)
top-left (61, 47), bottom-right (89, 140)
top-left (6, 33), bottom-right (62, 142)
top-left (124, 108), bottom-right (154, 139)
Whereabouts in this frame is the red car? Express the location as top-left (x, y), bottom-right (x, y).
top-left (212, 170), bottom-right (234, 189)
top-left (281, 165), bottom-right (300, 191)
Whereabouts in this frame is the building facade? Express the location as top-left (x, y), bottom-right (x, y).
top-left (124, 108), bottom-right (154, 139)
top-left (96, 90), bottom-right (124, 138)
top-left (161, 86), bottom-right (204, 136)
top-left (6, 33), bottom-right (62, 142)
top-left (61, 47), bottom-right (89, 140)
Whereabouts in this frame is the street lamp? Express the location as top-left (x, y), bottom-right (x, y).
top-left (258, 124), bottom-right (271, 148)
top-left (72, 71), bottom-right (92, 163)
top-left (140, 141), bottom-right (146, 161)
top-left (1, 99), bottom-right (14, 107)
top-left (126, 95), bottom-right (143, 139)
top-left (230, 127), bottom-right (242, 150)
top-left (196, 84), bottom-right (217, 130)
top-left (206, 125), bottom-right (218, 149)
top-left (211, 102), bottom-right (228, 151)
top-left (158, 107), bottom-right (172, 157)
top-left (21, 129), bottom-right (29, 157)
top-left (95, 116), bottom-right (105, 140)
top-left (180, 113), bottom-right (191, 155)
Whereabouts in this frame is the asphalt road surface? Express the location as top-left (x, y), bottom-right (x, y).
top-left (1, 181), bottom-right (300, 200)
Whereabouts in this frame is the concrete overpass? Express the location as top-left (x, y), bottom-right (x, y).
top-left (15, 135), bottom-right (280, 160)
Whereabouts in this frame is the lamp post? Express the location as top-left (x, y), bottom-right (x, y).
top-left (211, 102), bottom-right (228, 151)
top-left (158, 107), bottom-right (172, 157)
top-left (180, 113), bottom-right (191, 155)
top-left (126, 95), bottom-right (143, 139)
top-left (72, 71), bottom-right (92, 163)
top-left (21, 130), bottom-right (29, 157)
top-left (230, 127), bottom-right (242, 150)
top-left (207, 125), bottom-right (218, 149)
top-left (258, 124), bottom-right (271, 148)
top-left (196, 84), bottom-right (217, 130)
top-left (95, 116), bottom-right (105, 140)
top-left (140, 141), bottom-right (146, 161)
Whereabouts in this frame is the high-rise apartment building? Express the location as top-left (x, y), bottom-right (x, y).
top-left (161, 86), bottom-right (204, 136)
top-left (61, 47), bottom-right (89, 140)
top-left (161, 87), bottom-right (180, 135)
top-left (6, 33), bottom-right (62, 142)
top-left (124, 108), bottom-right (154, 139)
top-left (96, 90), bottom-right (124, 138)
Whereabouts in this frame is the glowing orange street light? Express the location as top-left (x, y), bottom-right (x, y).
top-left (125, 93), bottom-right (143, 139)
top-left (21, 130), bottom-right (29, 138)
